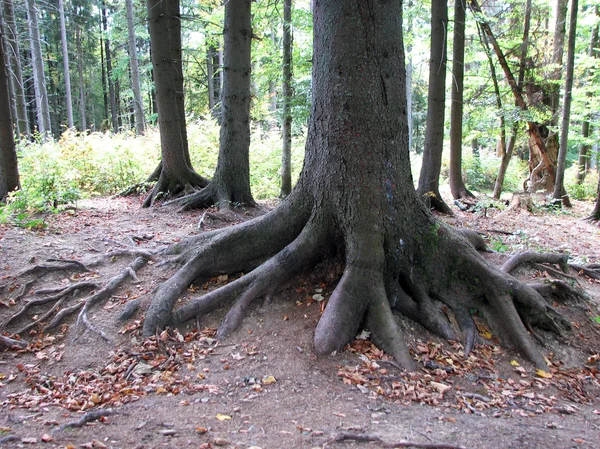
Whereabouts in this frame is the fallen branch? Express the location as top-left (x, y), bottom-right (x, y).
top-left (0, 435), bottom-right (19, 445)
top-left (325, 432), bottom-right (468, 449)
top-left (52, 409), bottom-right (120, 434)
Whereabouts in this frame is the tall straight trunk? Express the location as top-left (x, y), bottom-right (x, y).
top-left (2, 0), bottom-right (28, 138)
top-left (126, 0), bottom-right (145, 135)
top-left (280, 0), bottom-right (292, 198)
top-left (58, 0), bottom-right (73, 129)
top-left (207, 45), bottom-right (216, 114)
top-left (102, 2), bottom-right (118, 133)
top-left (100, 33), bottom-right (108, 123)
top-left (25, 0), bottom-right (51, 136)
top-left (0, 19), bottom-right (19, 200)
top-left (406, 0), bottom-right (413, 152)
top-left (552, 0), bottom-right (578, 207)
top-left (417, 0), bottom-right (451, 213)
top-left (76, 29), bottom-right (86, 130)
top-left (550, 0), bottom-right (568, 125)
top-left (449, 0), bottom-right (472, 200)
top-left (576, 5), bottom-right (598, 184)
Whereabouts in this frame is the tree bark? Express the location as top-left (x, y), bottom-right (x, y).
top-left (449, 0), bottom-right (473, 200)
top-left (126, 0), bottom-right (145, 135)
top-left (102, 1), bottom-right (118, 133)
top-left (25, 0), bottom-right (51, 137)
top-left (173, 0), bottom-right (255, 210)
top-left (0, 19), bottom-right (19, 201)
top-left (58, 0), bottom-right (74, 129)
top-left (550, 0), bottom-right (568, 125)
top-left (143, 0), bottom-right (565, 372)
top-left (280, 0), bottom-right (292, 198)
top-left (1, 0), bottom-right (28, 139)
top-left (143, 0), bottom-right (208, 207)
top-left (76, 28), bottom-right (87, 131)
top-left (417, 1), bottom-right (452, 213)
top-left (552, 0), bottom-right (578, 207)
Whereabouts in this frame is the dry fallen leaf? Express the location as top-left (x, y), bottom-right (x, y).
top-left (216, 413), bottom-right (232, 421)
top-left (536, 369), bottom-right (553, 379)
top-left (262, 375), bottom-right (276, 385)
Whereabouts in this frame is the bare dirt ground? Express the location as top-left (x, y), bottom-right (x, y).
top-left (1, 195), bottom-right (600, 449)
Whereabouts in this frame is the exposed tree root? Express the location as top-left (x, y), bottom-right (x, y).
top-left (18, 259), bottom-right (90, 278)
top-left (528, 279), bottom-right (591, 303)
top-left (501, 251), bottom-right (569, 274)
top-left (52, 409), bottom-right (121, 434)
top-left (0, 335), bottom-right (28, 349)
top-left (569, 263), bottom-right (600, 280)
top-left (324, 432), bottom-right (467, 449)
top-left (165, 179), bottom-right (256, 211)
top-left (142, 167), bottom-right (209, 208)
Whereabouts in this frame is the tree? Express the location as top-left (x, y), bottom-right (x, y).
top-left (25, 0), bottom-right (51, 136)
top-left (101, 0), bottom-right (119, 133)
top-left (280, 0), bottom-right (292, 198)
top-left (126, 0), bottom-right (145, 135)
top-left (0, 17), bottom-right (19, 201)
top-left (142, 0), bottom-right (568, 370)
top-left (173, 0), bottom-right (255, 210)
top-left (143, 0), bottom-right (208, 207)
top-left (552, 0), bottom-right (578, 207)
top-left (58, 0), bottom-right (74, 129)
top-left (586, 176), bottom-right (600, 222)
top-left (417, 1), bottom-right (452, 213)
top-left (448, 0), bottom-right (473, 200)
top-left (2, 0), bottom-right (28, 139)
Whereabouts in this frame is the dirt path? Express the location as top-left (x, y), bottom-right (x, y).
top-left (1, 197), bottom-right (599, 449)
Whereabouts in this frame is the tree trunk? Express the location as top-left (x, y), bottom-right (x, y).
top-left (280, 0), bottom-right (292, 198)
top-left (25, 0), bottom-right (51, 137)
top-left (173, 0), bottom-right (255, 210)
top-left (100, 32), bottom-right (108, 126)
top-left (576, 5), bottom-right (598, 184)
top-left (58, 0), bottom-right (74, 129)
top-left (552, 0), bottom-right (578, 207)
top-left (0, 19), bottom-right (19, 201)
top-left (144, 0), bottom-right (564, 372)
top-left (143, 0), bottom-right (208, 207)
top-left (417, 1), bottom-right (452, 213)
top-left (2, 0), bottom-right (28, 139)
top-left (76, 29), bottom-right (87, 131)
top-left (207, 45), bottom-right (217, 116)
top-left (449, 0), bottom-right (473, 200)
top-left (549, 0), bottom-right (568, 125)
top-left (102, 1), bottom-right (118, 133)
top-left (588, 175), bottom-right (600, 221)
top-left (126, 0), bottom-right (145, 135)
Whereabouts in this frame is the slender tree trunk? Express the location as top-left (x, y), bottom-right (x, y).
top-left (550, 0), bottom-right (568, 125)
top-left (126, 0), bottom-right (145, 135)
top-left (588, 175), bottom-right (600, 220)
top-left (25, 0), bottom-right (51, 137)
top-left (76, 29), bottom-right (86, 130)
top-left (280, 0), bottom-right (292, 198)
top-left (417, 0), bottom-right (451, 213)
top-left (2, 0), bottom-right (28, 138)
top-left (406, 0), bottom-right (413, 153)
top-left (102, 1), bottom-right (118, 133)
top-left (58, 0), bottom-right (73, 129)
top-left (0, 19), bottom-right (19, 200)
top-left (449, 0), bottom-right (472, 200)
top-left (552, 0), bottom-right (577, 207)
top-left (576, 5), bottom-right (598, 184)
top-left (207, 45), bottom-right (216, 115)
top-left (100, 33), bottom-right (108, 125)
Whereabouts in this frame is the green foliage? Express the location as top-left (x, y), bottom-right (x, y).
top-left (564, 164), bottom-right (599, 201)
top-left (491, 238), bottom-right (509, 253)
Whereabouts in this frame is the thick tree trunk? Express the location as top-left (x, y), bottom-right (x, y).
top-left (280, 0), bottom-right (292, 198)
top-left (0, 21), bottom-right (19, 201)
top-left (143, 0), bottom-right (208, 207)
top-left (588, 176), bottom-right (600, 221)
top-left (174, 0), bottom-right (255, 210)
top-left (417, 1), bottom-right (452, 213)
top-left (25, 0), bottom-right (51, 137)
top-left (552, 0), bottom-right (577, 207)
top-left (58, 0), bottom-right (73, 129)
top-left (449, 0), bottom-right (473, 200)
top-left (126, 0), bottom-right (145, 135)
top-left (143, 0), bottom-right (565, 372)
top-left (2, 0), bottom-right (28, 139)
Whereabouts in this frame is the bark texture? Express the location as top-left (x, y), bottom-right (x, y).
top-left (143, 0), bottom-right (568, 370)
top-left (126, 0), bottom-right (146, 135)
top-left (58, 0), bottom-right (73, 129)
top-left (280, 0), bottom-right (293, 198)
top-left (173, 0), bottom-right (255, 211)
top-left (417, 1), bottom-right (452, 213)
top-left (143, 0), bottom-right (208, 207)
top-left (0, 20), bottom-right (19, 201)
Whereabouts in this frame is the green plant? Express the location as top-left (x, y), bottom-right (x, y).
top-left (491, 238), bottom-right (509, 253)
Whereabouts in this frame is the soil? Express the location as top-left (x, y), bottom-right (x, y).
top-left (1, 195), bottom-right (600, 449)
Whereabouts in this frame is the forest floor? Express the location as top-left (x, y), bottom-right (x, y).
top-left (1, 194), bottom-right (600, 449)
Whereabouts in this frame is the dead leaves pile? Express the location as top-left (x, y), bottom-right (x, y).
top-left (338, 339), bottom-right (600, 416)
top-left (2, 328), bottom-right (228, 412)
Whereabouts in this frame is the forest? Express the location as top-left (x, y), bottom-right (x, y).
top-left (1, 1), bottom-right (600, 448)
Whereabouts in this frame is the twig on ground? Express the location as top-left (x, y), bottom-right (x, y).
top-left (0, 435), bottom-right (20, 445)
top-left (52, 409), bottom-right (120, 434)
top-left (324, 432), bottom-right (468, 449)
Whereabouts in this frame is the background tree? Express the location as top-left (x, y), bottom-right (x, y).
top-left (126, 0), bottom-right (145, 135)
top-left (0, 17), bottom-right (19, 201)
top-left (449, 0), bottom-right (473, 200)
top-left (58, 0), bottom-right (74, 129)
top-left (173, 0), bottom-right (255, 210)
top-left (280, 0), bottom-right (292, 198)
top-left (417, 1), bottom-right (452, 213)
top-left (553, 0), bottom-right (578, 207)
top-left (142, 0), bottom-right (567, 372)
